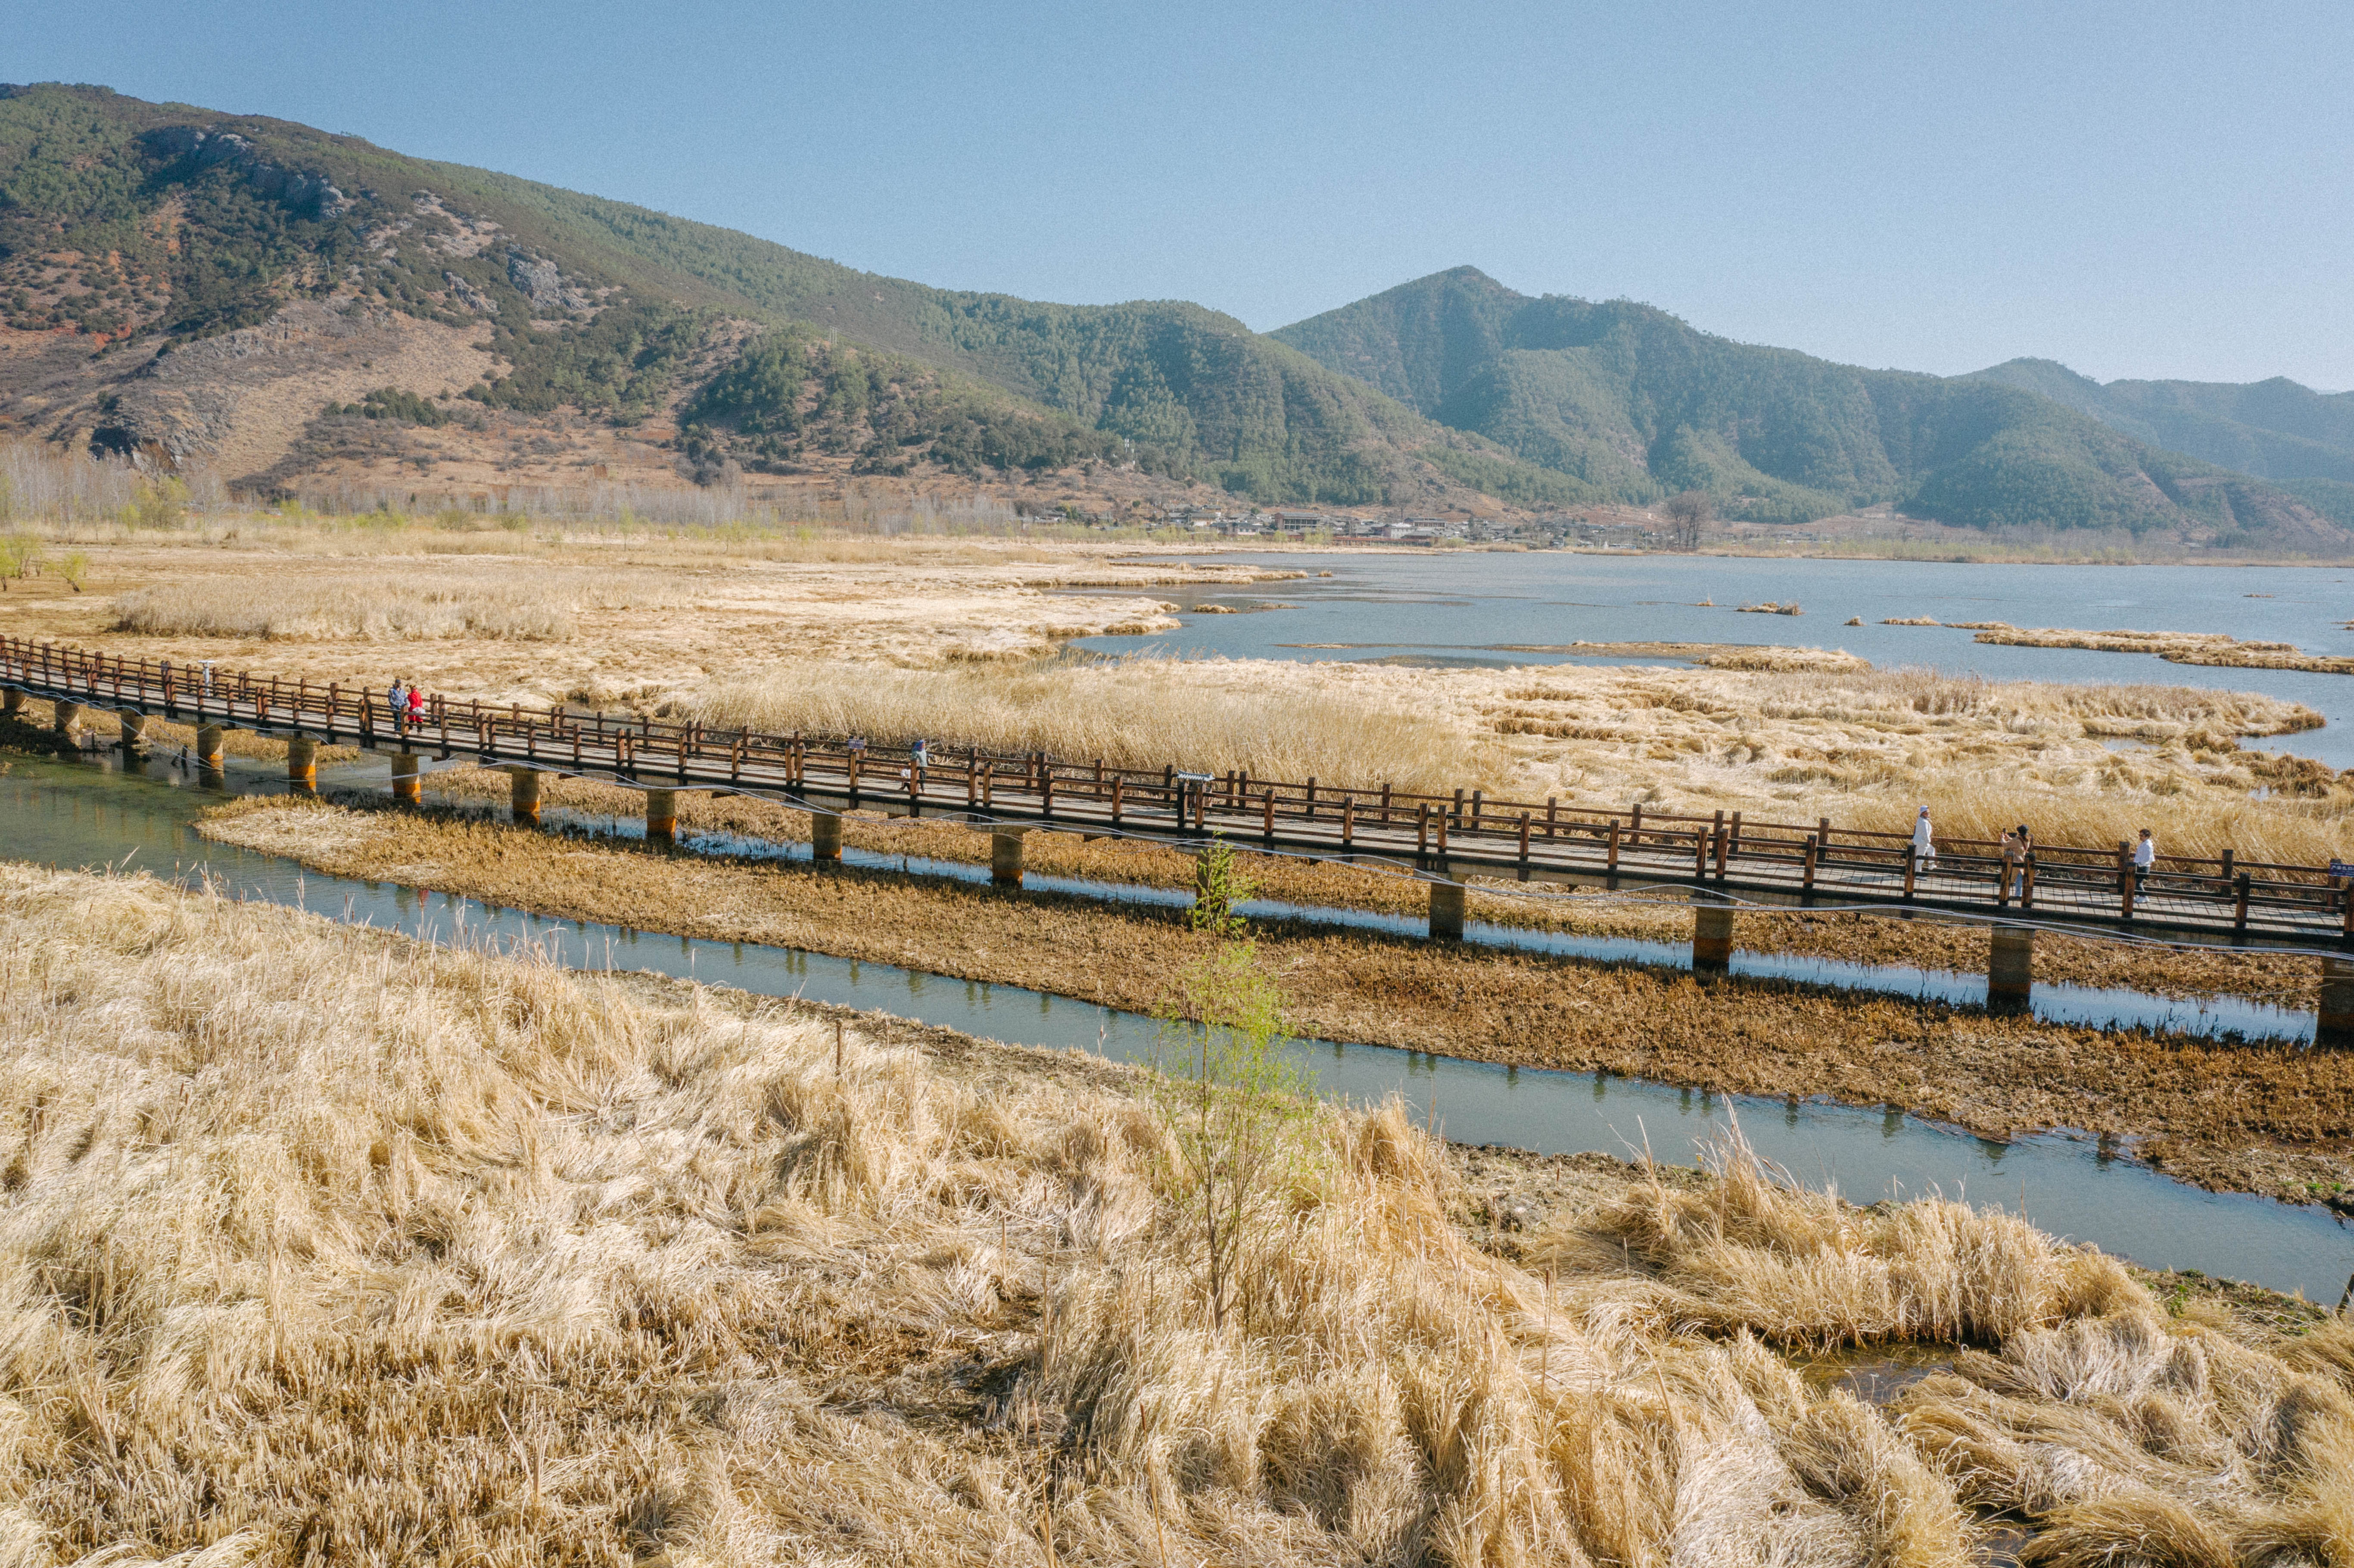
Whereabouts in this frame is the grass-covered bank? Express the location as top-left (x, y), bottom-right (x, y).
top-left (6, 859), bottom-right (2352, 1566)
top-left (198, 794), bottom-right (2354, 1212)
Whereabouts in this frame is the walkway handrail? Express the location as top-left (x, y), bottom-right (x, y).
top-left (6, 634), bottom-right (2351, 945)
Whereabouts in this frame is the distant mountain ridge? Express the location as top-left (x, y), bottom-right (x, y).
top-left (1273, 266), bottom-right (2346, 548)
top-left (0, 82), bottom-right (1557, 509)
top-left (0, 83), bottom-right (2347, 551)
top-left (1966, 358), bottom-right (2354, 528)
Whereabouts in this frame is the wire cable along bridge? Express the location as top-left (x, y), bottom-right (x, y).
top-left (6, 635), bottom-right (2350, 1040)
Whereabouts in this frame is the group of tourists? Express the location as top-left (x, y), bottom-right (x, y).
top-left (386, 678), bottom-right (428, 732)
top-left (1911, 808), bottom-right (2158, 897)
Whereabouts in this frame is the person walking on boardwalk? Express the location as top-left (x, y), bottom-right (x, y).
top-left (2133, 828), bottom-right (2156, 890)
top-left (909, 737), bottom-right (930, 790)
top-left (1999, 828), bottom-right (2023, 902)
top-left (1911, 806), bottom-right (1936, 873)
top-left (389, 678), bottom-right (408, 735)
top-left (405, 681), bottom-right (426, 731)
top-left (2013, 825), bottom-right (2034, 900)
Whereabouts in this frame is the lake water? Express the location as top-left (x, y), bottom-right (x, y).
top-left (4, 747), bottom-right (2349, 1301)
top-left (1075, 553), bottom-right (2354, 766)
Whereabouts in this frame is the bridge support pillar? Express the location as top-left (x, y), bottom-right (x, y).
top-left (285, 736), bottom-right (318, 792)
top-left (992, 828), bottom-right (1027, 889)
top-left (645, 788), bottom-right (680, 844)
top-left (810, 810), bottom-right (843, 864)
top-left (1, 688), bottom-right (22, 720)
top-left (1989, 926), bottom-right (2034, 1014)
top-left (2319, 956), bottom-right (2354, 1048)
top-left (1428, 876), bottom-right (1466, 941)
top-left (507, 767), bottom-right (545, 826)
top-left (196, 724), bottom-right (226, 770)
top-left (52, 700), bottom-right (83, 741)
top-left (390, 751), bottom-right (421, 804)
top-left (117, 710), bottom-right (149, 750)
top-left (1693, 903), bottom-right (1735, 972)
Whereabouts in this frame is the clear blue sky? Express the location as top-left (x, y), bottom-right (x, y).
top-left (12, 0), bottom-right (2351, 386)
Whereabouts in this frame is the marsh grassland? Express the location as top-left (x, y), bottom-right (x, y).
top-left (201, 796), bottom-right (2354, 1209)
top-left (5, 860), bottom-right (2352, 1567)
top-left (7, 532), bottom-right (2350, 860)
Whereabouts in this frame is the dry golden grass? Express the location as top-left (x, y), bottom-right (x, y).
top-left (1475, 663), bottom-right (2351, 866)
top-left (11, 860), bottom-right (2349, 1566)
top-left (3, 541), bottom-right (1240, 706)
top-left (11, 532), bottom-right (2349, 863)
top-left (197, 797), bottom-right (2354, 1209)
top-left (1956, 622), bottom-right (2354, 675)
top-left (677, 655), bottom-right (2351, 865)
top-left (108, 564), bottom-right (694, 642)
top-left (1895, 1313), bottom-right (2354, 1565)
top-left (678, 656), bottom-right (1516, 795)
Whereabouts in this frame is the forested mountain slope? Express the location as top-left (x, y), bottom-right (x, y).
top-left (0, 83), bottom-right (1558, 507)
top-left (1970, 358), bottom-right (2354, 527)
top-left (1275, 266), bottom-right (2345, 546)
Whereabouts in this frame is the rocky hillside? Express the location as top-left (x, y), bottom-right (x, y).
top-left (0, 84), bottom-right (1563, 512)
top-left (1273, 266), bottom-right (2351, 550)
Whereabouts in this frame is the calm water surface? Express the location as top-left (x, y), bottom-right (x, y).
top-left (1077, 554), bottom-right (2354, 766)
top-left (4, 748), bottom-right (2348, 1301)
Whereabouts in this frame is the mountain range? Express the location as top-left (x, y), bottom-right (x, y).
top-left (2, 82), bottom-right (2348, 551)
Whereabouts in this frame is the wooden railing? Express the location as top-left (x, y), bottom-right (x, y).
top-left (6, 635), bottom-right (2351, 945)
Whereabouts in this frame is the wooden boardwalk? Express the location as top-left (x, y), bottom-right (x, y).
top-left (8, 635), bottom-right (2353, 962)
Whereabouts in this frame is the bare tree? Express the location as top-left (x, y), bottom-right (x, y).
top-left (1663, 490), bottom-right (1714, 551)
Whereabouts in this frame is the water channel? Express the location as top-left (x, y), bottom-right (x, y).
top-left (521, 802), bottom-right (2320, 1043)
top-left (5, 744), bottom-right (2349, 1301)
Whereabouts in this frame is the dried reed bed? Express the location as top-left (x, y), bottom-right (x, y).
top-left (106, 563), bottom-right (698, 642)
top-left (411, 763), bottom-right (2327, 1006)
top-left (198, 798), bottom-right (2354, 1207)
top-left (679, 656), bottom-right (1514, 796)
top-left (1895, 1312), bottom-right (2354, 1563)
top-left (1953, 622), bottom-right (2354, 675)
top-left (11, 859), bottom-right (2349, 1565)
top-left (1480, 664), bottom-right (2352, 867)
top-left (9, 541), bottom-right (1237, 703)
top-left (675, 656), bottom-right (2350, 864)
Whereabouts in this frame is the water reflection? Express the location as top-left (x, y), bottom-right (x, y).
top-left (1, 748), bottom-right (2347, 1300)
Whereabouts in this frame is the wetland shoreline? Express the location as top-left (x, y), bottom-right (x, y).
top-left (192, 787), bottom-right (2354, 1213)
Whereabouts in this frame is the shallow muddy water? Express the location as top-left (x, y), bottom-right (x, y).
top-left (1079, 554), bottom-right (2354, 766)
top-left (5, 748), bottom-right (2351, 1300)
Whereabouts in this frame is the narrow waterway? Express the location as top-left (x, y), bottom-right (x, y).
top-left (4, 746), bottom-right (2349, 1301)
top-left (525, 804), bottom-right (2319, 1043)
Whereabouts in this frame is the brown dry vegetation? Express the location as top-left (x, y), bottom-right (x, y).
top-left (8, 859), bottom-right (2354, 1567)
top-left (0, 538), bottom-right (1285, 704)
top-left (679, 657), bottom-right (1518, 796)
top-left (107, 564), bottom-right (701, 642)
top-left (9, 534), bottom-right (2351, 869)
top-left (409, 763), bottom-right (2332, 1007)
top-left (670, 658), bottom-right (2354, 867)
top-left (198, 797), bottom-right (2354, 1210)
top-left (1956, 622), bottom-right (2354, 676)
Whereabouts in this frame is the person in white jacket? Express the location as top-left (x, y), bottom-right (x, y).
top-left (1910, 806), bottom-right (1936, 873)
top-left (2133, 828), bottom-right (2156, 889)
